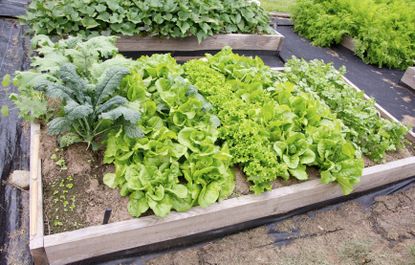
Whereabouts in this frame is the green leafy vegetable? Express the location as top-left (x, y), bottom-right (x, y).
top-left (35, 63), bottom-right (140, 148)
top-left (103, 54), bottom-right (234, 217)
top-left (22, 0), bottom-right (273, 42)
top-left (184, 48), bottom-right (364, 194)
top-left (284, 58), bottom-right (409, 161)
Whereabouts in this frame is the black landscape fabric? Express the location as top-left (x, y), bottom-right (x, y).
top-left (0, 18), bottom-right (32, 265)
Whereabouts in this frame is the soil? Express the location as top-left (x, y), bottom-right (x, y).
top-left (40, 128), bottom-right (130, 235)
top-left (40, 124), bottom-right (415, 234)
top-left (145, 185), bottom-right (415, 265)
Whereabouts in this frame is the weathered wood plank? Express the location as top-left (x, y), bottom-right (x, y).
top-left (29, 123), bottom-right (48, 264)
top-left (43, 157), bottom-right (415, 265)
top-left (341, 36), bottom-right (356, 52)
top-left (116, 33), bottom-right (284, 52)
top-left (401, 67), bottom-right (415, 90)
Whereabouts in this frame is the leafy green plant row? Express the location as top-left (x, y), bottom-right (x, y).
top-left (22, 0), bottom-right (273, 42)
top-left (1, 36), bottom-right (408, 219)
top-left (292, 0), bottom-right (415, 69)
top-left (184, 49), bottom-right (363, 194)
top-left (283, 58), bottom-right (408, 162)
top-left (103, 55), bottom-right (235, 217)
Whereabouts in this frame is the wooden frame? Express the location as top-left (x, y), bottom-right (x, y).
top-left (116, 32), bottom-right (285, 52)
top-left (29, 74), bottom-right (415, 265)
top-left (401, 67), bottom-right (415, 90)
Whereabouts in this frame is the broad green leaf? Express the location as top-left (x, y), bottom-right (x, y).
top-left (103, 173), bottom-right (117, 188)
top-left (289, 166), bottom-right (308, 180)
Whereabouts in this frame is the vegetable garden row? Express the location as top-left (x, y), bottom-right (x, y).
top-left (1, 0), bottom-right (414, 264)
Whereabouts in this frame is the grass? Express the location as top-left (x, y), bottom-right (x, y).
top-left (260, 0), bottom-right (296, 13)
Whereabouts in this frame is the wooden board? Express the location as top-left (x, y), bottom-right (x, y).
top-left (116, 32), bottom-right (284, 52)
top-left (29, 123), bottom-right (48, 265)
top-left (401, 67), bottom-right (415, 90)
top-left (341, 36), bottom-right (356, 52)
top-left (30, 73), bottom-right (415, 265)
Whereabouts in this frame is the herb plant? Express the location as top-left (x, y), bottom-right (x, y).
top-left (292, 0), bottom-right (415, 69)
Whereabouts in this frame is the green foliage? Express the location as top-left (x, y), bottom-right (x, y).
top-left (6, 36), bottom-right (141, 148)
top-left (103, 54), bottom-right (234, 217)
top-left (292, 0), bottom-right (415, 69)
top-left (5, 35), bottom-right (121, 122)
top-left (36, 63), bottom-right (141, 148)
top-left (284, 58), bottom-right (409, 162)
top-left (22, 0), bottom-right (272, 42)
top-left (184, 48), bottom-right (363, 194)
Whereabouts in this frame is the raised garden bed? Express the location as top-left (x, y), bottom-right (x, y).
top-left (29, 71), bottom-right (415, 265)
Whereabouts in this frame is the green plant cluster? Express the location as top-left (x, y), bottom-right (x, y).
top-left (103, 54), bottom-right (234, 217)
top-left (184, 48), bottom-right (363, 194)
top-left (284, 58), bottom-right (408, 162)
top-left (2, 36), bottom-right (408, 218)
top-left (22, 0), bottom-right (272, 41)
top-left (292, 0), bottom-right (415, 69)
top-left (2, 36), bottom-right (141, 149)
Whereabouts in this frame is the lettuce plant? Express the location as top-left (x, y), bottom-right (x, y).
top-left (103, 54), bottom-right (234, 217)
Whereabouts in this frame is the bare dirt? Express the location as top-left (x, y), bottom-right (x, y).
top-left (145, 186), bottom-right (415, 265)
top-left (40, 128), bottom-right (130, 234)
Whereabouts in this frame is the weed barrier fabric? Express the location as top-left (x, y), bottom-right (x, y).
top-left (0, 0), bottom-right (29, 18)
top-left (0, 18), bottom-right (32, 265)
top-left (73, 176), bottom-right (415, 265)
top-left (275, 23), bottom-right (415, 131)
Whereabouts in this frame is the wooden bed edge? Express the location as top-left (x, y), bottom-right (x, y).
top-left (116, 33), bottom-right (285, 52)
top-left (340, 36), bottom-right (356, 52)
top-left (30, 123), bottom-right (48, 265)
top-left (401, 67), bottom-right (415, 91)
